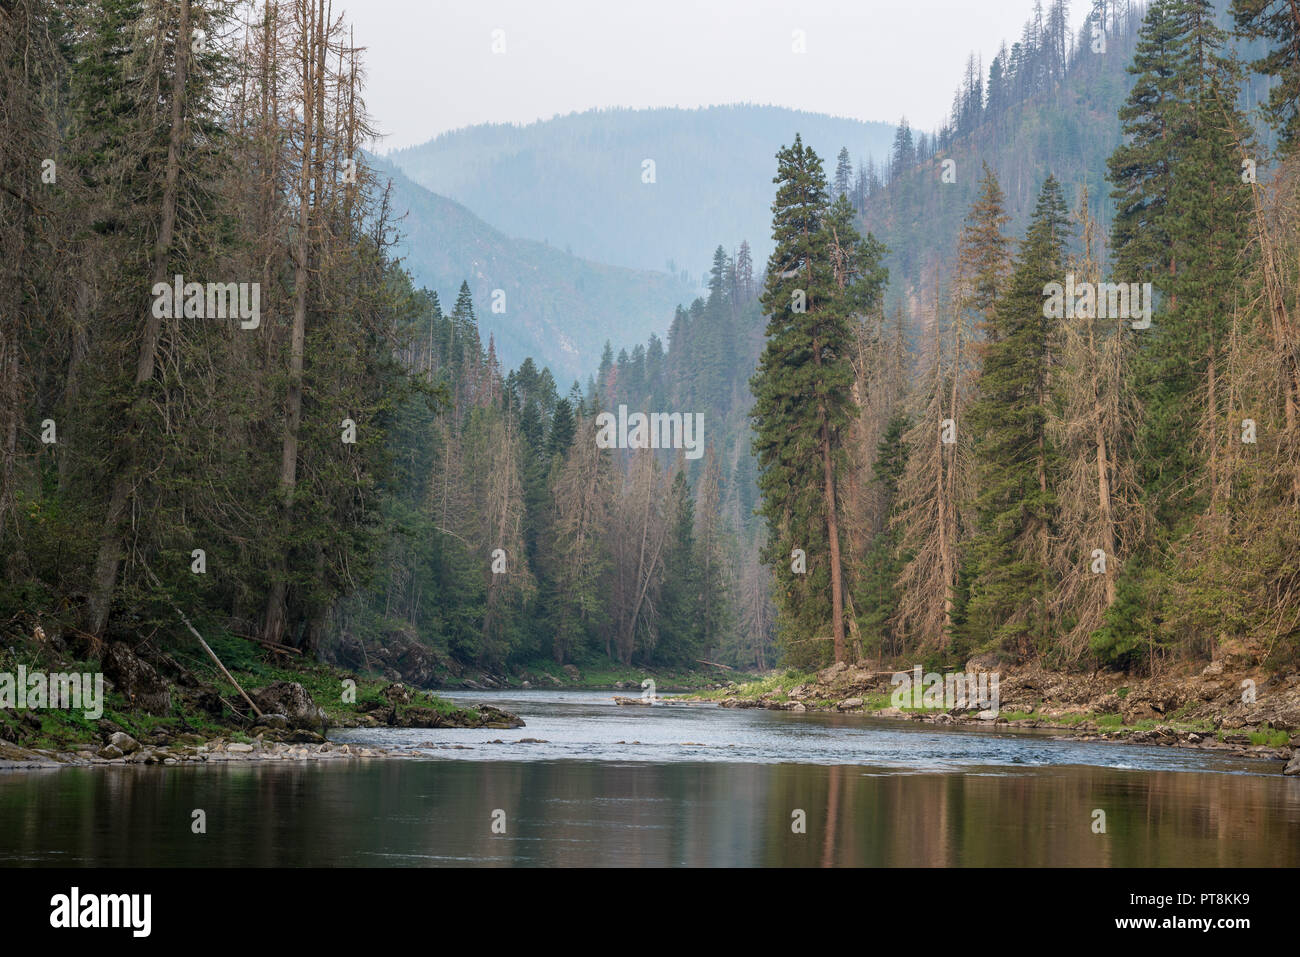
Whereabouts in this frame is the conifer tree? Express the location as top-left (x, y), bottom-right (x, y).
top-left (961, 177), bottom-right (1070, 659)
top-left (751, 135), bottom-right (885, 666)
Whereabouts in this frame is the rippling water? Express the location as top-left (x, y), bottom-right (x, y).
top-left (337, 690), bottom-right (1288, 773)
top-left (1, 691), bottom-right (1296, 866)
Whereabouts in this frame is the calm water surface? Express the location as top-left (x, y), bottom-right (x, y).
top-left (1, 690), bottom-right (1296, 866)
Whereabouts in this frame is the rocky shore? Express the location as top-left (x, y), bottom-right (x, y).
top-left (0, 679), bottom-right (524, 772)
top-left (702, 659), bottom-right (1300, 774)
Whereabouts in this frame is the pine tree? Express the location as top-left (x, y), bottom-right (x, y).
top-left (1232, 0), bottom-right (1300, 152)
top-left (751, 134), bottom-right (885, 666)
top-left (834, 146), bottom-right (853, 198)
top-left (656, 469), bottom-right (704, 665)
top-left (1048, 189), bottom-right (1147, 660)
top-left (961, 177), bottom-right (1071, 659)
top-left (1110, 0), bottom-right (1255, 531)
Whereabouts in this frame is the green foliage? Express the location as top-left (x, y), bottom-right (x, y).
top-left (961, 177), bottom-right (1071, 660)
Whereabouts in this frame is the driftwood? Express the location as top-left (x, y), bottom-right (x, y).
top-left (235, 632), bottom-right (303, 656)
top-left (612, 695), bottom-right (653, 706)
top-left (143, 565), bottom-right (264, 718)
top-left (696, 658), bottom-right (734, 670)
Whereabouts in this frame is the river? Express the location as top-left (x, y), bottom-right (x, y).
top-left (1, 690), bottom-right (1296, 866)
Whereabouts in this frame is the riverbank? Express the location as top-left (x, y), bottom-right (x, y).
top-left (0, 635), bottom-right (524, 771)
top-left (688, 659), bottom-right (1300, 772)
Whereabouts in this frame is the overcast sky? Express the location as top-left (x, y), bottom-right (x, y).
top-left (343, 0), bottom-right (1091, 153)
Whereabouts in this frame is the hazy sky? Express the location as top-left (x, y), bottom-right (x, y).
top-left (344, 1), bottom-right (1091, 153)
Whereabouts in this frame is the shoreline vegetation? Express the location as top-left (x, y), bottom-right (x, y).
top-left (685, 659), bottom-right (1300, 773)
top-left (4, 629), bottom-right (1298, 775)
top-left (0, 628), bottom-right (737, 770)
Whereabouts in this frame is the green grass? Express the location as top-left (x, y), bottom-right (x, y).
top-left (691, 670), bottom-right (814, 701)
top-left (1248, 725), bottom-right (1290, 748)
top-left (513, 656), bottom-right (749, 691)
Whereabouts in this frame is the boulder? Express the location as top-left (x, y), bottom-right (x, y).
top-left (965, 652), bottom-right (1003, 674)
top-left (819, 661), bottom-right (849, 682)
top-left (107, 731), bottom-right (140, 755)
top-left (254, 713), bottom-right (289, 730)
top-left (381, 683), bottom-right (413, 706)
top-left (837, 697), bottom-right (864, 711)
top-left (1285, 751), bottom-right (1300, 776)
top-left (563, 664), bottom-right (581, 681)
top-left (250, 681), bottom-right (327, 730)
top-left (96, 744), bottom-right (124, 760)
top-left (285, 730), bottom-right (326, 744)
top-left (102, 642), bottom-right (171, 715)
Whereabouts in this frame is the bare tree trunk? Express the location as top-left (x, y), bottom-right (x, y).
top-left (263, 0), bottom-right (317, 647)
top-left (85, 0), bottom-right (192, 636)
top-left (820, 408), bottom-right (846, 663)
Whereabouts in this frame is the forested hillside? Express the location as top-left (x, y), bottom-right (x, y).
top-left (0, 0), bottom-right (745, 694)
top-left (372, 157), bottom-right (697, 379)
top-left (861, 0), bottom-right (1274, 308)
top-left (750, 0), bottom-right (1300, 679)
top-left (386, 105), bottom-right (897, 276)
top-left (594, 243), bottom-right (774, 667)
top-left (5, 0), bottom-right (1300, 702)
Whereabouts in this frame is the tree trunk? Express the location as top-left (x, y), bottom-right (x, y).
top-left (263, 0), bottom-right (317, 647)
top-left (84, 0), bottom-right (192, 636)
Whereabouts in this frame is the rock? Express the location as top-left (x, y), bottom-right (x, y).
top-left (1202, 660), bottom-right (1225, 676)
top-left (227, 742), bottom-right (254, 753)
top-left (837, 697), bottom-right (864, 711)
top-left (285, 730), bottom-right (326, 744)
top-left (965, 652), bottom-right (1003, 674)
top-left (381, 683), bottom-right (412, 706)
top-left (476, 705), bottom-right (525, 729)
top-left (563, 664), bottom-right (581, 681)
top-left (102, 641), bottom-right (171, 715)
top-left (96, 744), bottom-right (124, 760)
top-left (819, 661), bottom-right (849, 682)
top-left (789, 702), bottom-right (807, 713)
top-left (254, 713), bottom-right (289, 730)
top-left (1285, 752), bottom-right (1300, 776)
top-left (250, 682), bottom-right (327, 730)
top-left (977, 709), bottom-right (999, 720)
top-left (520, 681), bottom-right (531, 689)
top-left (107, 731), bottom-right (140, 755)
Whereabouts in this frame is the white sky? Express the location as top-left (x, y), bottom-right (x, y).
top-left (341, 0), bottom-right (1091, 152)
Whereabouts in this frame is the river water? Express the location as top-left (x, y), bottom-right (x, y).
top-left (1, 690), bottom-right (1296, 866)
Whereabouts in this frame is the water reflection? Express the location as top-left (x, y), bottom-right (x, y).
top-left (0, 759), bottom-right (1297, 866)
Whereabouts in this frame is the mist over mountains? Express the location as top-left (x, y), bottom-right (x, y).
top-left (374, 157), bottom-right (696, 379)
top-left (385, 104), bottom-right (897, 276)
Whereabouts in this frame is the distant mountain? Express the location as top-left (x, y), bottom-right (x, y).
top-left (374, 157), bottom-right (696, 380)
top-left (384, 104), bottom-right (897, 276)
